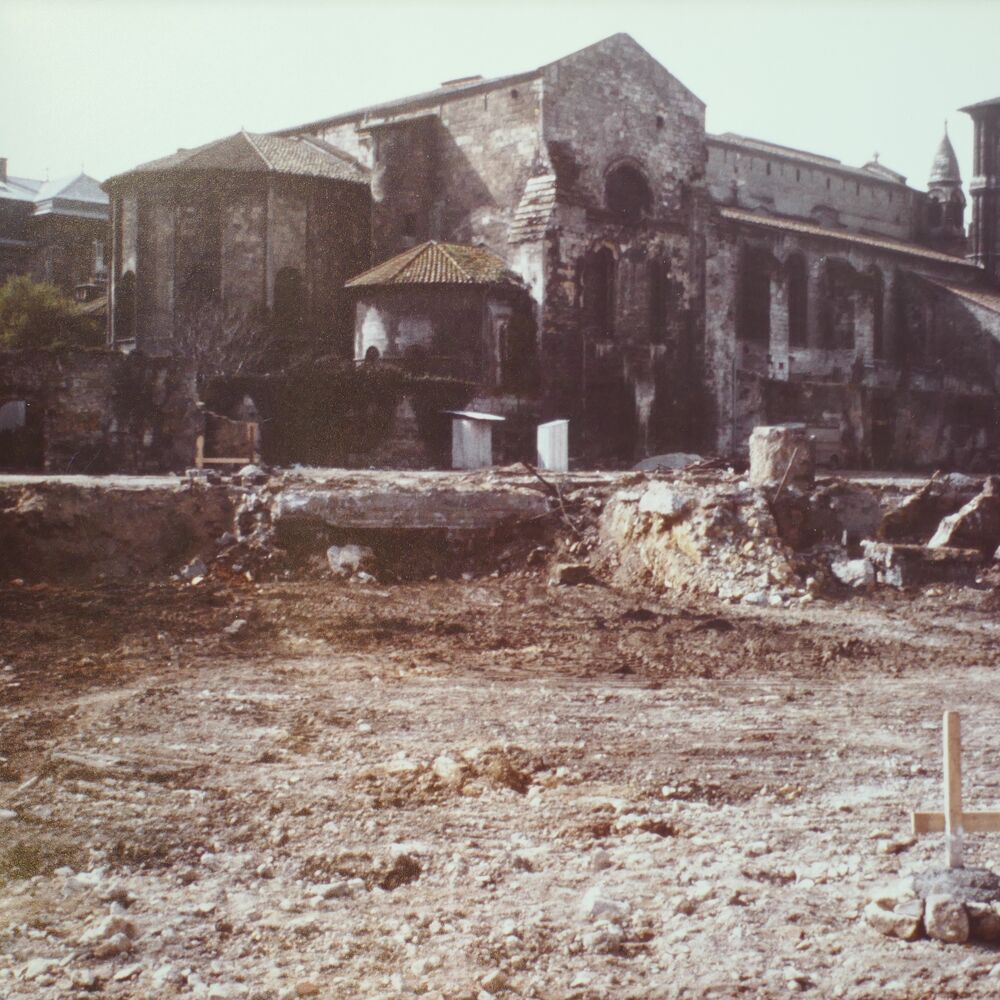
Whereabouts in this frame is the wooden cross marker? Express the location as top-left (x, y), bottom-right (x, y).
top-left (912, 711), bottom-right (1000, 868)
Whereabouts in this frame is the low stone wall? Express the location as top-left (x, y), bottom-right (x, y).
top-left (0, 349), bottom-right (199, 473)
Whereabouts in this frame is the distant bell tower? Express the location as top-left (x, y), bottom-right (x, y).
top-left (925, 124), bottom-right (966, 256)
top-left (961, 97), bottom-right (1000, 284)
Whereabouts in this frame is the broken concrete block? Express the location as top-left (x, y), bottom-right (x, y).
top-left (924, 893), bottom-right (970, 943)
top-left (879, 475), bottom-right (981, 543)
top-left (327, 544), bottom-right (376, 578)
top-left (831, 558), bottom-right (875, 590)
top-left (967, 901), bottom-right (1000, 942)
top-left (864, 899), bottom-right (923, 941)
top-left (637, 482), bottom-right (693, 521)
top-left (928, 477), bottom-right (1000, 557)
top-left (861, 541), bottom-right (981, 589)
top-left (811, 481), bottom-right (882, 544)
top-left (549, 562), bottom-right (592, 586)
top-left (748, 425), bottom-right (815, 490)
top-left (633, 453), bottom-right (702, 472)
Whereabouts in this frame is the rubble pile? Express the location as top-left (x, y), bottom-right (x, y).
top-left (867, 869), bottom-right (1000, 945)
top-left (598, 466), bottom-right (1000, 603)
top-left (597, 474), bottom-right (809, 606)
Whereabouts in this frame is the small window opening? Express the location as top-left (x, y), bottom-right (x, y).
top-left (510, 88), bottom-right (519, 99)
top-left (655, 114), bottom-right (665, 129)
top-left (766, 162), bottom-right (772, 176)
top-left (826, 177), bottom-right (831, 190)
top-left (796, 168), bottom-right (801, 182)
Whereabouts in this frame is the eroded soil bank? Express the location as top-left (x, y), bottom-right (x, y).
top-left (3, 568), bottom-right (1000, 999)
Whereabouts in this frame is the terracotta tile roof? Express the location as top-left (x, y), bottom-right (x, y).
top-left (926, 279), bottom-right (1000, 316)
top-left (345, 242), bottom-right (519, 287)
top-left (718, 207), bottom-right (978, 268)
top-left (113, 132), bottom-right (368, 186)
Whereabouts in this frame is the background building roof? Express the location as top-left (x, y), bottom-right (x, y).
top-left (0, 170), bottom-right (108, 219)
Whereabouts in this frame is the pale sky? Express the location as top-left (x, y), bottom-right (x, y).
top-left (2, 0), bottom-right (998, 198)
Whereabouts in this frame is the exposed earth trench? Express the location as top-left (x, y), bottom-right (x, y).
top-left (2, 473), bottom-right (1000, 998)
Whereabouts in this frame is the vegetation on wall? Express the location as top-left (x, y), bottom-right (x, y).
top-left (0, 276), bottom-right (103, 350)
top-left (202, 357), bottom-right (475, 467)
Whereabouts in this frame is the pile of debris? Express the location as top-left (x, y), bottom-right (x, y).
top-left (596, 427), bottom-right (1000, 605)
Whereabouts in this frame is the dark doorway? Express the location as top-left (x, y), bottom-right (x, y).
top-left (0, 399), bottom-right (44, 470)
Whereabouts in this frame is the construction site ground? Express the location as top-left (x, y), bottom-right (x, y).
top-left (3, 558), bottom-right (1000, 999)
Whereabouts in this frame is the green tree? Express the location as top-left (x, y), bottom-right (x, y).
top-left (0, 276), bottom-right (102, 350)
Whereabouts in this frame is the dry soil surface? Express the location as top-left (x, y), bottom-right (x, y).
top-left (2, 572), bottom-right (1000, 999)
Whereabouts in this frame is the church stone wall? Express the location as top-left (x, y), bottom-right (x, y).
top-left (312, 76), bottom-right (544, 263)
top-left (706, 140), bottom-right (923, 241)
top-left (531, 35), bottom-right (709, 461)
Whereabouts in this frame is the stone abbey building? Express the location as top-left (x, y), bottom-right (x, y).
top-left (103, 35), bottom-right (1000, 469)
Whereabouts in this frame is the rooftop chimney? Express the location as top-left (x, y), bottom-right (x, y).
top-left (0, 158), bottom-right (7, 183)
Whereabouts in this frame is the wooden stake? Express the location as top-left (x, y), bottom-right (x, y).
top-left (944, 711), bottom-right (964, 868)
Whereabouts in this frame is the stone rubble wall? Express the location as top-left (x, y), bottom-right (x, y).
top-left (0, 349), bottom-right (199, 473)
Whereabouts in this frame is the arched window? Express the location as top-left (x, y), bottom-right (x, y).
top-left (786, 254), bottom-right (808, 347)
top-left (273, 267), bottom-right (304, 336)
top-left (114, 270), bottom-right (136, 342)
top-left (581, 247), bottom-right (616, 335)
top-left (605, 164), bottom-right (652, 224)
top-left (739, 247), bottom-right (771, 344)
top-left (819, 259), bottom-right (857, 350)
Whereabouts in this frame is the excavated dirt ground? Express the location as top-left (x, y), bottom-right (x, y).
top-left (3, 566), bottom-right (1000, 999)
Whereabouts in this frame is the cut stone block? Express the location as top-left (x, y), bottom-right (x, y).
top-left (748, 424), bottom-right (815, 489)
top-left (924, 893), bottom-right (970, 943)
top-left (928, 476), bottom-right (1000, 556)
top-left (861, 541), bottom-right (982, 589)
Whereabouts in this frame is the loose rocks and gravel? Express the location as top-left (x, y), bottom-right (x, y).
top-left (2, 466), bottom-right (1000, 998)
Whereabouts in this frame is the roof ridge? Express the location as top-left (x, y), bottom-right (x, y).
top-left (241, 131), bottom-right (273, 170)
top-left (435, 242), bottom-right (475, 281)
top-left (388, 241), bottom-right (434, 282)
top-left (720, 206), bottom-right (975, 267)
